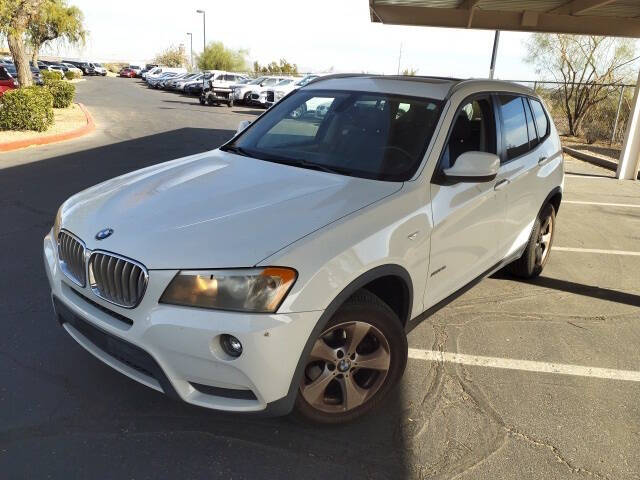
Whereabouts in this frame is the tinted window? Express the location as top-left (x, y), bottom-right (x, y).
top-left (530, 99), bottom-right (549, 140)
top-left (223, 90), bottom-right (442, 182)
top-left (442, 98), bottom-right (496, 169)
top-left (524, 98), bottom-right (539, 149)
top-left (499, 95), bottom-right (529, 160)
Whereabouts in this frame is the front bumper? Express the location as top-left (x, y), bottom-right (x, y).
top-left (43, 230), bottom-right (321, 414)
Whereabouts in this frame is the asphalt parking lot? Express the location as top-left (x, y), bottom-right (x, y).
top-left (1, 76), bottom-right (639, 479)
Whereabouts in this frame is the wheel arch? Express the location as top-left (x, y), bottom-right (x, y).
top-left (262, 264), bottom-right (413, 416)
top-left (543, 186), bottom-right (562, 216)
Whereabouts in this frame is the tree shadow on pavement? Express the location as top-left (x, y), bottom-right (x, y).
top-left (0, 128), bottom-right (412, 480)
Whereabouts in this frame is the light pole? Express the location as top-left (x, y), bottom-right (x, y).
top-left (186, 32), bottom-right (193, 69)
top-left (196, 9), bottom-right (206, 91)
top-left (196, 9), bottom-right (206, 52)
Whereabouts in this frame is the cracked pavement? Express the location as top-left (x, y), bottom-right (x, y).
top-left (1, 78), bottom-right (639, 479)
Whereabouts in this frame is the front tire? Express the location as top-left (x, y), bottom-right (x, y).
top-left (509, 203), bottom-right (556, 278)
top-left (294, 290), bottom-right (407, 424)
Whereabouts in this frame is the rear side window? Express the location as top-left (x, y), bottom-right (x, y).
top-left (499, 95), bottom-right (529, 161)
top-left (529, 99), bottom-right (550, 140)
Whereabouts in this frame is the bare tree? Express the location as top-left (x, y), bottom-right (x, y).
top-left (0, 0), bottom-right (45, 87)
top-left (525, 34), bottom-right (636, 136)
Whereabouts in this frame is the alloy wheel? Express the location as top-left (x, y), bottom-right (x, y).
top-left (535, 213), bottom-right (553, 266)
top-left (300, 321), bottom-right (391, 413)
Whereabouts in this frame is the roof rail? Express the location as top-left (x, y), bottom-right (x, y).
top-left (306, 73), bottom-right (463, 87)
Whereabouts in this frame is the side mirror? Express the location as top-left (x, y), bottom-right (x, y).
top-left (236, 120), bottom-right (251, 134)
top-left (443, 151), bottom-right (499, 182)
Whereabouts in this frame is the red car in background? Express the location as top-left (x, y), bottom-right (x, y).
top-left (119, 68), bottom-right (136, 78)
top-left (0, 65), bottom-right (18, 95)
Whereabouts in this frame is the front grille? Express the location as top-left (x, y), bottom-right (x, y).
top-left (266, 91), bottom-right (274, 102)
top-left (58, 231), bottom-right (86, 287)
top-left (88, 252), bottom-right (148, 308)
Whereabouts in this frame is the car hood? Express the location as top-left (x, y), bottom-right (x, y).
top-left (60, 149), bottom-right (401, 269)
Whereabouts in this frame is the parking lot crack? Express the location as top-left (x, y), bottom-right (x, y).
top-left (504, 424), bottom-right (610, 479)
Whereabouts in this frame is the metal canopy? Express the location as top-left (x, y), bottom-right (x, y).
top-left (369, 0), bottom-right (640, 38)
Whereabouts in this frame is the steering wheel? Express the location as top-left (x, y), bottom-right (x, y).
top-left (377, 145), bottom-right (414, 164)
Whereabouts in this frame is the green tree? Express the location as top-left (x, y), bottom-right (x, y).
top-left (401, 67), bottom-right (418, 76)
top-left (525, 34), bottom-right (636, 136)
top-left (28, 0), bottom-right (86, 65)
top-left (0, 0), bottom-right (44, 87)
top-left (197, 41), bottom-right (247, 71)
top-left (153, 44), bottom-right (188, 68)
top-left (253, 58), bottom-right (298, 75)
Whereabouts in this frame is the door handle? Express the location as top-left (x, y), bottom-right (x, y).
top-left (538, 156), bottom-right (548, 165)
top-left (494, 179), bottom-right (510, 191)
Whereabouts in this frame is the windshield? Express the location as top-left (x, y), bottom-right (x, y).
top-left (276, 79), bottom-right (293, 86)
top-left (222, 89), bottom-right (442, 182)
top-left (248, 77), bottom-right (265, 85)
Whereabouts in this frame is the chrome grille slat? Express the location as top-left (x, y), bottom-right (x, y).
top-left (88, 252), bottom-right (148, 308)
top-left (57, 231), bottom-right (86, 287)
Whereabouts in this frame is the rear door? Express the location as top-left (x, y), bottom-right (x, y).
top-left (426, 94), bottom-right (504, 306)
top-left (493, 94), bottom-right (545, 260)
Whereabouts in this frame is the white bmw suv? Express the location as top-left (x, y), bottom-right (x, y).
top-left (44, 75), bottom-right (563, 423)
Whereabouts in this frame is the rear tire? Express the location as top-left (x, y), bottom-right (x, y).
top-left (294, 290), bottom-right (407, 424)
top-left (508, 203), bottom-right (556, 278)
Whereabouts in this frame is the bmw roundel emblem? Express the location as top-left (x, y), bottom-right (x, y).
top-left (95, 228), bottom-right (114, 240)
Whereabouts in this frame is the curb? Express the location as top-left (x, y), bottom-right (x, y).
top-left (563, 146), bottom-right (618, 171)
top-left (0, 102), bottom-right (95, 153)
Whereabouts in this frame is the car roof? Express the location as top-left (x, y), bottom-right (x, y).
top-left (304, 74), bottom-right (536, 101)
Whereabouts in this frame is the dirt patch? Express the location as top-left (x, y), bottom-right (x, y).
top-left (0, 103), bottom-right (87, 143)
top-left (562, 136), bottom-right (620, 163)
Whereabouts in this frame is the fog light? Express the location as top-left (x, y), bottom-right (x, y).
top-left (221, 334), bottom-right (243, 358)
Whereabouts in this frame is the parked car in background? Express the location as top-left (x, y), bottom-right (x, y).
top-left (119, 68), bottom-right (136, 78)
top-left (264, 74), bottom-right (327, 108)
top-left (61, 63), bottom-right (83, 76)
top-left (0, 65), bottom-right (18, 91)
top-left (174, 73), bottom-right (204, 91)
top-left (233, 76), bottom-right (269, 104)
top-left (145, 67), bottom-right (187, 84)
top-left (44, 75), bottom-right (564, 424)
top-left (128, 65), bottom-right (143, 76)
top-left (163, 72), bottom-right (192, 89)
top-left (200, 71), bottom-right (249, 107)
top-left (148, 72), bottom-right (179, 88)
top-left (63, 60), bottom-right (94, 75)
top-left (90, 63), bottom-right (107, 76)
top-left (4, 63), bottom-right (44, 85)
top-left (248, 77), bottom-right (295, 107)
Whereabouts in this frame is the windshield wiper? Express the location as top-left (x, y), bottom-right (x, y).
top-left (221, 144), bottom-right (250, 157)
top-left (268, 158), bottom-right (345, 175)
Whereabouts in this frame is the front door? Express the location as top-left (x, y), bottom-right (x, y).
top-left (425, 96), bottom-right (505, 307)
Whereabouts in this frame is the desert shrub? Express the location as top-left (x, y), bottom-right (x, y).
top-left (64, 70), bottom-right (82, 80)
top-left (42, 70), bottom-right (64, 83)
top-left (105, 62), bottom-right (127, 73)
top-left (0, 86), bottom-right (54, 132)
top-left (46, 80), bottom-right (76, 108)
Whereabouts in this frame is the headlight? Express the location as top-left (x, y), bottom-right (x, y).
top-left (53, 205), bottom-right (62, 239)
top-left (160, 267), bottom-right (297, 313)
top-left (275, 91), bottom-right (285, 100)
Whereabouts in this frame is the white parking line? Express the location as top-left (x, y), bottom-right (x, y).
top-left (553, 247), bottom-right (640, 256)
top-left (564, 200), bottom-right (640, 208)
top-left (408, 348), bottom-right (640, 383)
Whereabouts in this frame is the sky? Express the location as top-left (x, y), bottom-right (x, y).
top-left (41, 0), bottom-right (539, 80)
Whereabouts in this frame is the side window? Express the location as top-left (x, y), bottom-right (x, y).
top-left (529, 99), bottom-right (549, 140)
top-left (523, 98), bottom-right (539, 149)
top-left (442, 98), bottom-right (496, 169)
top-left (0, 68), bottom-right (8, 80)
top-left (499, 95), bottom-right (529, 161)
